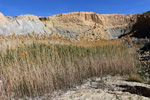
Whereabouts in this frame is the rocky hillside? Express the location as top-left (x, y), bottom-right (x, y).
top-left (40, 12), bottom-right (136, 40)
top-left (0, 11), bottom-right (150, 40)
top-left (0, 13), bottom-right (51, 35)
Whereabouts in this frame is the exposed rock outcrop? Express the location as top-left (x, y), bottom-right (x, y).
top-left (37, 76), bottom-right (150, 100)
top-left (39, 12), bottom-right (136, 40)
top-left (0, 13), bottom-right (51, 35)
top-left (0, 11), bottom-right (150, 40)
top-left (131, 11), bottom-right (150, 38)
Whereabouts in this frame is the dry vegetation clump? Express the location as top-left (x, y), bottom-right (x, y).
top-left (127, 73), bottom-right (143, 82)
top-left (0, 32), bottom-right (139, 98)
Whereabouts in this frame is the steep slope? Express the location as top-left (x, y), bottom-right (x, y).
top-left (130, 11), bottom-right (150, 38)
top-left (0, 11), bottom-right (150, 40)
top-left (0, 13), bottom-right (51, 35)
top-left (39, 12), bottom-right (136, 40)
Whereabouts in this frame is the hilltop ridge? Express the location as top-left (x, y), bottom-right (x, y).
top-left (0, 11), bottom-right (150, 40)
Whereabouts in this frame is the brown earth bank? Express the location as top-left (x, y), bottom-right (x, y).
top-left (0, 11), bottom-right (150, 40)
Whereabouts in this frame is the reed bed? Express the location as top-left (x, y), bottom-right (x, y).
top-left (0, 33), bottom-right (139, 98)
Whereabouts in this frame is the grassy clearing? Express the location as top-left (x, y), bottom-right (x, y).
top-left (0, 33), bottom-right (139, 98)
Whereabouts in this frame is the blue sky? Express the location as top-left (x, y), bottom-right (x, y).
top-left (0, 0), bottom-right (150, 17)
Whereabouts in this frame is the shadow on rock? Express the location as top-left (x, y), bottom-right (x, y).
top-left (117, 85), bottom-right (150, 97)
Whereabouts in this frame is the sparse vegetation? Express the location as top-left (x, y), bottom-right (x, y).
top-left (0, 33), bottom-right (141, 98)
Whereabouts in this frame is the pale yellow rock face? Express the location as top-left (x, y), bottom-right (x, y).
top-left (0, 11), bottom-right (150, 40)
top-left (16, 14), bottom-right (39, 20)
top-left (40, 12), bottom-right (137, 40)
top-left (0, 12), bottom-right (7, 24)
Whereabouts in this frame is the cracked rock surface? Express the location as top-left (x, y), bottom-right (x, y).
top-left (35, 76), bottom-right (150, 100)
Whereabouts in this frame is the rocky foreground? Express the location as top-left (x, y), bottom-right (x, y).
top-left (34, 76), bottom-right (150, 100)
top-left (0, 11), bottom-right (150, 40)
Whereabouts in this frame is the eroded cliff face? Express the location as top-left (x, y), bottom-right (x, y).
top-left (130, 11), bottom-right (150, 38)
top-left (0, 11), bottom-right (150, 40)
top-left (0, 13), bottom-right (51, 35)
top-left (39, 12), bottom-right (138, 40)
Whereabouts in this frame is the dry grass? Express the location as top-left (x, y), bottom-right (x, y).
top-left (0, 33), bottom-right (139, 98)
top-left (127, 73), bottom-right (143, 83)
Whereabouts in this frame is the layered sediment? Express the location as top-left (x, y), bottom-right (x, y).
top-left (0, 11), bottom-right (150, 40)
